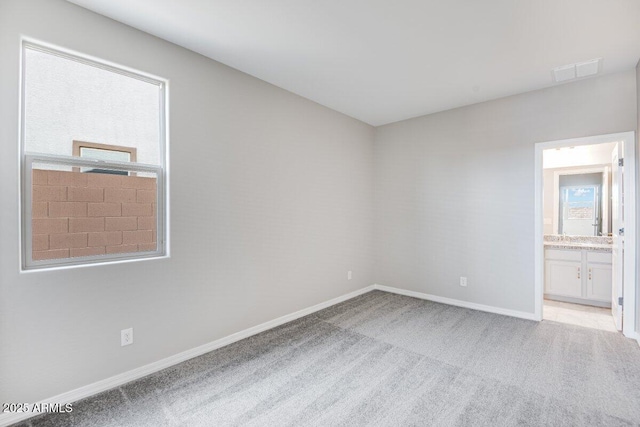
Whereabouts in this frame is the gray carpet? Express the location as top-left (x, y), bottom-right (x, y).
top-left (15, 290), bottom-right (640, 426)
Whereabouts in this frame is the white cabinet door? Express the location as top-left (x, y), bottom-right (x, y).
top-left (545, 260), bottom-right (582, 297)
top-left (587, 263), bottom-right (612, 302)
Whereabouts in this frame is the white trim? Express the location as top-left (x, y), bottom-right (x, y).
top-left (22, 154), bottom-right (165, 270)
top-left (19, 38), bottom-right (170, 271)
top-left (603, 165), bottom-right (610, 235)
top-left (633, 331), bottom-right (640, 346)
top-left (2, 280), bottom-right (626, 426)
top-left (21, 37), bottom-right (167, 85)
top-left (0, 285), bottom-right (375, 427)
top-left (622, 132), bottom-right (638, 338)
top-left (534, 132), bottom-right (637, 337)
top-left (535, 144), bottom-right (544, 321)
top-left (372, 284), bottom-right (537, 321)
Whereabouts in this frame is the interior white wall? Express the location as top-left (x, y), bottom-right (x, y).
top-left (542, 142), bottom-right (616, 169)
top-left (374, 71), bottom-right (637, 314)
top-left (542, 142), bottom-right (616, 235)
top-left (0, 0), bottom-right (374, 403)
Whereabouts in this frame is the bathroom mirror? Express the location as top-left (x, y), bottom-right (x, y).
top-left (559, 184), bottom-right (600, 236)
top-left (543, 166), bottom-right (611, 237)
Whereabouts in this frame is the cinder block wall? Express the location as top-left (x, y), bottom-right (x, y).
top-left (32, 169), bottom-right (157, 261)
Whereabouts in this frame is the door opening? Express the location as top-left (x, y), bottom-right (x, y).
top-left (534, 132), bottom-right (637, 339)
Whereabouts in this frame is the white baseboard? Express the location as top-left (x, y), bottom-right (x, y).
top-left (0, 285), bottom-right (375, 427)
top-left (372, 284), bottom-right (537, 321)
top-left (0, 283), bottom-right (549, 426)
top-left (627, 331), bottom-right (640, 347)
top-left (633, 332), bottom-right (640, 347)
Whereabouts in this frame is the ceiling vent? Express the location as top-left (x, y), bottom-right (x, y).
top-left (553, 58), bottom-right (602, 83)
top-left (553, 64), bottom-right (575, 82)
top-left (576, 59), bottom-right (600, 77)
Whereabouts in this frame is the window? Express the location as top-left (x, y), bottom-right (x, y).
top-left (74, 140), bottom-right (137, 162)
top-left (21, 41), bottom-right (168, 270)
top-left (73, 141), bottom-right (136, 175)
top-left (563, 186), bottom-right (597, 220)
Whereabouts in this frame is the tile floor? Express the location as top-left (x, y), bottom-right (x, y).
top-left (543, 299), bottom-right (618, 332)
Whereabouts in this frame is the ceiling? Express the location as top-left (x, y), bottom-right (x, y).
top-left (68, 0), bottom-right (640, 126)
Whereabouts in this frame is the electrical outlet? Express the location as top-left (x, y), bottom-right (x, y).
top-left (347, 270), bottom-right (353, 280)
top-left (460, 277), bottom-right (467, 287)
top-left (121, 328), bottom-right (133, 346)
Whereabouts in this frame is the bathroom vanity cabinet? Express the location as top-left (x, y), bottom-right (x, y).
top-left (544, 248), bottom-right (612, 307)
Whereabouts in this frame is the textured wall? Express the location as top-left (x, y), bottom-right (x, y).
top-left (637, 59), bottom-right (640, 337)
top-left (1, 0), bottom-right (638, 408)
top-left (31, 170), bottom-right (157, 261)
top-left (0, 0), bottom-right (374, 403)
top-left (374, 71), bottom-right (637, 314)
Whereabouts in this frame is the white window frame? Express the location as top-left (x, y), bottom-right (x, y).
top-left (20, 40), bottom-right (169, 271)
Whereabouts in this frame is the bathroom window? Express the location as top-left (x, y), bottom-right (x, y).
top-left (564, 186), bottom-right (596, 219)
top-left (21, 41), bottom-right (168, 270)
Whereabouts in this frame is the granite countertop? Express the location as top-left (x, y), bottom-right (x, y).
top-left (543, 235), bottom-right (613, 253)
top-left (543, 242), bottom-right (612, 252)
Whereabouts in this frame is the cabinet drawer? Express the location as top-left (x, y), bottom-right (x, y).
top-left (545, 249), bottom-right (582, 262)
top-left (587, 251), bottom-right (612, 264)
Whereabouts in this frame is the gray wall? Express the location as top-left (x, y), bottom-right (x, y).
top-left (637, 59), bottom-right (640, 335)
top-left (374, 71), bottom-right (637, 314)
top-left (0, 0), bottom-right (374, 403)
top-left (1, 0), bottom-right (639, 406)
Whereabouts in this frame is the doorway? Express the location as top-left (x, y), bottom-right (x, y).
top-left (534, 132), bottom-right (637, 338)
top-left (543, 299), bottom-right (618, 332)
